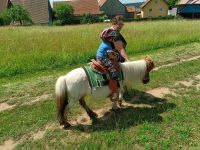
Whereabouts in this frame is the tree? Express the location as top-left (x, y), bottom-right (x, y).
top-left (0, 10), bottom-right (12, 25)
top-left (54, 3), bottom-right (74, 25)
top-left (168, 0), bottom-right (179, 7)
top-left (9, 5), bottom-right (32, 25)
top-left (80, 13), bottom-right (99, 24)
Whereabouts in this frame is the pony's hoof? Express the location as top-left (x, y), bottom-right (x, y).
top-left (111, 106), bottom-right (120, 111)
top-left (119, 103), bottom-right (125, 107)
top-left (89, 111), bottom-right (98, 119)
top-left (63, 122), bottom-right (71, 129)
top-left (93, 112), bottom-right (98, 118)
top-left (91, 117), bottom-right (99, 123)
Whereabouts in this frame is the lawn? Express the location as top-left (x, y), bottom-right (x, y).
top-left (0, 20), bottom-right (200, 149)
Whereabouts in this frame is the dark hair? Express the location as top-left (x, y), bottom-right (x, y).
top-left (111, 15), bottom-right (124, 25)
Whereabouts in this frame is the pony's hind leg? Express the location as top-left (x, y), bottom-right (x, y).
top-left (56, 93), bottom-right (71, 129)
top-left (79, 97), bottom-right (98, 120)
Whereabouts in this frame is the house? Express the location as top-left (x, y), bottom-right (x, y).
top-left (0, 0), bottom-right (10, 14)
top-left (98, 0), bottom-right (126, 18)
top-left (177, 0), bottom-right (200, 18)
top-left (53, 0), bottom-right (100, 16)
top-left (121, 0), bottom-right (145, 18)
top-left (126, 6), bottom-right (136, 18)
top-left (140, 0), bottom-right (169, 18)
top-left (6, 0), bottom-right (52, 24)
top-left (120, 0), bottom-right (169, 18)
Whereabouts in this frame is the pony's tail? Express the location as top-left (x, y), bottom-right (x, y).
top-left (55, 76), bottom-right (68, 125)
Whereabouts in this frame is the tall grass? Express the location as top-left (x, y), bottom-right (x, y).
top-left (0, 20), bottom-right (200, 77)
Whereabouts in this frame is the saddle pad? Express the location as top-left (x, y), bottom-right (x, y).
top-left (83, 66), bottom-right (110, 89)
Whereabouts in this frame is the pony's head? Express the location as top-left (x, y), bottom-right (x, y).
top-left (142, 56), bottom-right (155, 84)
top-left (121, 57), bottom-right (155, 88)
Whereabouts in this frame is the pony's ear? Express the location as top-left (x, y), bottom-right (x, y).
top-left (145, 56), bottom-right (155, 70)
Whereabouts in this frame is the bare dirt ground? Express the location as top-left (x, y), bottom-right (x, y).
top-left (0, 103), bottom-right (15, 112)
top-left (0, 139), bottom-right (19, 150)
top-left (153, 55), bottom-right (200, 71)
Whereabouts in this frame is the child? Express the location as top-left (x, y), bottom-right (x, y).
top-left (96, 28), bottom-right (121, 100)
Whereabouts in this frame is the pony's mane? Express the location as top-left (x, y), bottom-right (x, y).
top-left (120, 60), bottom-right (147, 87)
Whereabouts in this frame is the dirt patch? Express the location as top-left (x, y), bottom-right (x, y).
top-left (30, 93), bottom-right (50, 104)
top-left (0, 103), bottom-right (15, 112)
top-left (0, 139), bottom-right (18, 150)
top-left (71, 105), bottom-right (112, 126)
top-left (69, 88), bottom-right (175, 126)
top-left (154, 55), bottom-right (200, 71)
top-left (177, 80), bottom-right (193, 87)
top-left (22, 93), bottom-right (51, 106)
top-left (145, 87), bottom-right (172, 99)
top-left (196, 83), bottom-right (200, 89)
top-left (32, 124), bottom-right (55, 140)
top-left (195, 74), bottom-right (200, 80)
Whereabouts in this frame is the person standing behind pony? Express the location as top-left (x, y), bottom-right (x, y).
top-left (110, 15), bottom-right (129, 62)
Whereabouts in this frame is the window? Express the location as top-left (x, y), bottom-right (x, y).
top-left (160, 8), bottom-right (163, 12)
top-left (149, 8), bottom-right (152, 12)
top-left (155, 0), bottom-right (158, 3)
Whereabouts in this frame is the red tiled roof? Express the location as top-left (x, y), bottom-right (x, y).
top-left (98, 0), bottom-right (107, 7)
top-left (126, 6), bottom-right (136, 13)
top-left (0, 0), bottom-right (8, 13)
top-left (54, 0), bottom-right (100, 15)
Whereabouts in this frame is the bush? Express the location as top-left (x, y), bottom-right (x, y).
top-left (0, 17), bottom-right (3, 25)
top-left (0, 10), bottom-right (12, 25)
top-left (9, 5), bottom-right (32, 25)
top-left (80, 13), bottom-right (99, 24)
top-left (124, 15), bottom-right (176, 22)
top-left (54, 3), bottom-right (74, 25)
top-left (98, 11), bottom-right (108, 22)
top-left (53, 20), bottom-right (62, 26)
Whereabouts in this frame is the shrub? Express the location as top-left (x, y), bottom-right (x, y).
top-left (0, 10), bottom-right (12, 25)
top-left (98, 11), bottom-right (108, 22)
top-left (54, 3), bottom-right (74, 25)
top-left (9, 5), bottom-right (32, 25)
top-left (53, 20), bottom-right (62, 26)
top-left (80, 13), bottom-right (99, 24)
top-left (124, 15), bottom-right (176, 22)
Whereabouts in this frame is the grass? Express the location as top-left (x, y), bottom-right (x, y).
top-left (0, 20), bottom-right (200, 78)
top-left (0, 56), bottom-right (200, 149)
top-left (0, 20), bottom-right (200, 149)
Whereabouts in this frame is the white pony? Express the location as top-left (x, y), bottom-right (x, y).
top-left (55, 57), bottom-right (154, 128)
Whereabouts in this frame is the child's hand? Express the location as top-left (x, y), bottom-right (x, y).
top-left (109, 68), bottom-right (116, 72)
top-left (108, 52), bottom-right (118, 60)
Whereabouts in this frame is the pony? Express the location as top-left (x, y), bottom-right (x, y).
top-left (55, 56), bottom-right (155, 128)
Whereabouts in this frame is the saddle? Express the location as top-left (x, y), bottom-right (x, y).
top-left (90, 59), bottom-right (107, 74)
top-left (83, 59), bottom-right (123, 93)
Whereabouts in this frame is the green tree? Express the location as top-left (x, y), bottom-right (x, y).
top-left (168, 0), bottom-right (179, 7)
top-left (80, 13), bottom-right (99, 24)
top-left (9, 5), bottom-right (32, 25)
top-left (54, 3), bottom-right (74, 25)
top-left (0, 10), bottom-right (12, 25)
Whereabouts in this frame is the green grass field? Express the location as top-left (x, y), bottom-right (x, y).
top-left (0, 20), bottom-right (200, 149)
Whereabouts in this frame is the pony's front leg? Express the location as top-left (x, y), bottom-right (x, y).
top-left (79, 97), bottom-right (98, 120)
top-left (118, 87), bottom-right (125, 107)
top-left (111, 91), bottom-right (120, 110)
